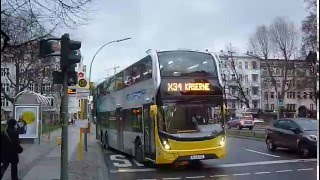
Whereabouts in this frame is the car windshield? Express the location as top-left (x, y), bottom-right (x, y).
top-left (157, 51), bottom-right (218, 77)
top-left (295, 119), bottom-right (317, 131)
top-left (158, 103), bottom-right (222, 134)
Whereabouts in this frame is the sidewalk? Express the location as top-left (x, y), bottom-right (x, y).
top-left (2, 125), bottom-right (108, 180)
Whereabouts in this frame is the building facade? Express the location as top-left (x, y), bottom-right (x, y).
top-left (1, 54), bottom-right (61, 121)
top-left (218, 53), bottom-right (262, 117)
top-left (260, 59), bottom-right (317, 117)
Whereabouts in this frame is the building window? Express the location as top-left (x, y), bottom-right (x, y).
top-left (303, 92), bottom-right (308, 99)
top-left (245, 62), bottom-right (248, 69)
top-left (271, 104), bottom-right (275, 111)
top-left (232, 102), bottom-right (236, 109)
top-left (246, 88), bottom-right (249, 95)
top-left (252, 61), bottom-right (257, 69)
top-left (264, 92), bottom-right (268, 99)
top-left (297, 92), bottom-right (301, 99)
top-left (1, 68), bottom-right (9, 77)
top-left (252, 100), bottom-right (258, 108)
top-left (1, 83), bottom-right (10, 92)
top-left (252, 87), bottom-right (259, 95)
top-left (238, 74), bottom-right (243, 82)
top-left (252, 74), bottom-right (258, 82)
top-left (270, 92), bottom-right (275, 98)
top-left (309, 92), bottom-right (313, 99)
top-left (244, 75), bottom-right (249, 83)
top-left (28, 83), bottom-right (35, 91)
top-left (238, 62), bottom-right (242, 69)
top-left (231, 74), bottom-right (236, 81)
top-left (231, 87), bottom-right (236, 95)
top-left (1, 98), bottom-right (9, 107)
top-left (310, 104), bottom-right (314, 110)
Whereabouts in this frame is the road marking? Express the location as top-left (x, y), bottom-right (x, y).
top-left (245, 149), bottom-right (280, 158)
top-left (110, 168), bottom-right (156, 173)
top-left (185, 176), bottom-right (205, 179)
top-left (297, 168), bottom-right (313, 171)
top-left (209, 175), bottom-right (228, 178)
top-left (215, 159), bottom-right (316, 168)
top-left (137, 179), bottom-right (156, 180)
top-left (233, 173), bottom-right (250, 176)
top-left (255, 172), bottom-right (271, 174)
top-left (276, 170), bottom-right (293, 173)
top-left (163, 178), bottom-right (181, 180)
top-left (109, 159), bottom-right (316, 173)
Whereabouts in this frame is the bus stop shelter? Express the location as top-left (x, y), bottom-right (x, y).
top-left (14, 90), bottom-right (51, 144)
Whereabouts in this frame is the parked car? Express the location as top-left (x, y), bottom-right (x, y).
top-left (227, 116), bottom-right (254, 130)
top-left (265, 118), bottom-right (317, 158)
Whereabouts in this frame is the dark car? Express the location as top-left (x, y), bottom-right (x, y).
top-left (227, 116), bottom-right (254, 130)
top-left (265, 118), bottom-right (317, 158)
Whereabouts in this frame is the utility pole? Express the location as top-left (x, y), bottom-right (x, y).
top-left (87, 38), bottom-right (131, 150)
top-left (40, 34), bottom-right (82, 180)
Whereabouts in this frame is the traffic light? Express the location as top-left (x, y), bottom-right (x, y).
top-left (60, 33), bottom-right (81, 69)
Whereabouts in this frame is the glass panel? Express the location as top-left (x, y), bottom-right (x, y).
top-left (158, 51), bottom-right (217, 77)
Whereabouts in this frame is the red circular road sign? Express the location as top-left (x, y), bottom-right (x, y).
top-left (78, 72), bottom-right (84, 78)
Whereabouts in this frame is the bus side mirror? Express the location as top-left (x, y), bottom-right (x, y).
top-left (150, 105), bottom-right (158, 116)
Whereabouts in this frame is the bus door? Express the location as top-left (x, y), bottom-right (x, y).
top-left (116, 107), bottom-right (124, 151)
top-left (143, 104), bottom-right (155, 160)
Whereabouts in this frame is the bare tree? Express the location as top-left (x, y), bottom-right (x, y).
top-left (1, 0), bottom-right (92, 51)
top-left (269, 17), bottom-right (299, 100)
top-left (301, 0), bottom-right (318, 53)
top-left (223, 43), bottom-right (251, 108)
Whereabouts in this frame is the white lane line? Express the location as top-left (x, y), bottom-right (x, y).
top-left (185, 176), bottom-right (205, 179)
top-left (110, 168), bottom-right (156, 173)
top-left (276, 170), bottom-right (293, 173)
top-left (109, 159), bottom-right (317, 173)
top-left (209, 175), bottom-right (228, 178)
top-left (233, 173), bottom-right (250, 176)
top-left (297, 168), bottom-right (314, 171)
top-left (215, 159), bottom-right (316, 168)
top-left (245, 149), bottom-right (280, 158)
top-left (163, 178), bottom-right (181, 180)
top-left (255, 172), bottom-right (271, 175)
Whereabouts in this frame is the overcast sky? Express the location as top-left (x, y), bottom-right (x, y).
top-left (68, 0), bottom-right (307, 82)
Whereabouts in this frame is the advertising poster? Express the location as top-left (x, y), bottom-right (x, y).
top-left (15, 106), bottom-right (39, 138)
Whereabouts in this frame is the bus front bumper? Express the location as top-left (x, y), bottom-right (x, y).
top-left (156, 146), bottom-right (226, 164)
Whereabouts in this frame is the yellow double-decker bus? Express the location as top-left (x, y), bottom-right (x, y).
top-left (95, 49), bottom-right (226, 164)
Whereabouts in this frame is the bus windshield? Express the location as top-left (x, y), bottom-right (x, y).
top-left (158, 51), bottom-right (218, 77)
top-left (158, 103), bottom-right (223, 134)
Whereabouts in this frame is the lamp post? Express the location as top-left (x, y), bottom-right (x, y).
top-left (85, 37), bottom-right (131, 151)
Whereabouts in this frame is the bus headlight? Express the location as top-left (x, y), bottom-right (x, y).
top-left (162, 140), bottom-right (171, 150)
top-left (219, 137), bottom-right (225, 147)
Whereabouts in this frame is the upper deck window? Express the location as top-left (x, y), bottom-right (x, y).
top-left (158, 51), bottom-right (218, 77)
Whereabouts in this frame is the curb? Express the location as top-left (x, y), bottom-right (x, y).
top-left (227, 134), bottom-right (265, 142)
top-left (95, 136), bottom-right (109, 180)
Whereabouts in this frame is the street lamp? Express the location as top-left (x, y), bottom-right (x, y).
top-left (85, 37), bottom-right (131, 151)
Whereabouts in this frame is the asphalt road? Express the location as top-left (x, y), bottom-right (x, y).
top-left (102, 137), bottom-right (317, 180)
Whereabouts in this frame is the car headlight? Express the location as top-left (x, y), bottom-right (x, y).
top-left (219, 137), bottom-right (225, 146)
top-left (310, 135), bottom-right (317, 141)
top-left (162, 140), bottom-right (171, 150)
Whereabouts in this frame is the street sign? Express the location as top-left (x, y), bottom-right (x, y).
top-left (78, 79), bottom-right (87, 87)
top-left (89, 82), bottom-right (94, 90)
top-left (68, 88), bottom-right (76, 94)
top-left (277, 99), bottom-right (284, 107)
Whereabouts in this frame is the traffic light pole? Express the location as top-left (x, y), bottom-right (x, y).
top-left (60, 67), bottom-right (69, 180)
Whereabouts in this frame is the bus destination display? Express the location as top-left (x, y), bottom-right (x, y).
top-left (167, 82), bottom-right (211, 92)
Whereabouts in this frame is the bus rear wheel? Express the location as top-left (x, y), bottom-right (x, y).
top-left (135, 141), bottom-right (144, 163)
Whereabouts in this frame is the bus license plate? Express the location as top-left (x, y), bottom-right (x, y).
top-left (190, 155), bottom-right (204, 160)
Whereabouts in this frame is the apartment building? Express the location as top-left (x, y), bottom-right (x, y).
top-left (218, 52), bottom-right (261, 117)
top-left (260, 58), bottom-right (317, 117)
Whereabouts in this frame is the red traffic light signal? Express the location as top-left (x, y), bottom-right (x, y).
top-left (78, 72), bottom-right (84, 78)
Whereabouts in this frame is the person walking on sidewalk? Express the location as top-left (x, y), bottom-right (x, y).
top-left (1, 119), bottom-right (23, 180)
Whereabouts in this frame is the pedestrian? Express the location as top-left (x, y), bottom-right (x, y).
top-left (1, 119), bottom-right (23, 180)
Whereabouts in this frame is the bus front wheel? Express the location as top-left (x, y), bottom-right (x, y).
top-left (135, 141), bottom-right (143, 163)
top-left (104, 133), bottom-right (109, 149)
